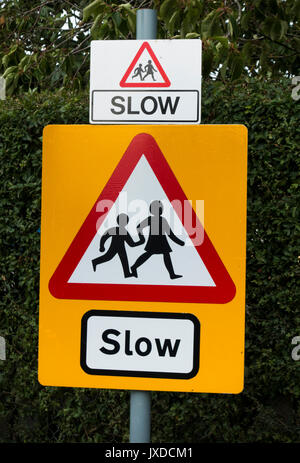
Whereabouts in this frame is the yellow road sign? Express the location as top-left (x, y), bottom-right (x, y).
top-left (39, 124), bottom-right (247, 393)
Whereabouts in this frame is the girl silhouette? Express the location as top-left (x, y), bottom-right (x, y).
top-left (142, 60), bottom-right (157, 81)
top-left (131, 200), bottom-right (184, 279)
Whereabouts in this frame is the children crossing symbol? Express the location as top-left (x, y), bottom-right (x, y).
top-left (132, 60), bottom-right (157, 82)
top-left (91, 201), bottom-right (185, 280)
top-left (119, 42), bottom-right (171, 88)
top-left (90, 40), bottom-right (202, 123)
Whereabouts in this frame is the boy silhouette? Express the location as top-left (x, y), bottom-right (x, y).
top-left (131, 200), bottom-right (185, 279)
top-left (132, 63), bottom-right (144, 81)
top-left (92, 213), bottom-right (141, 278)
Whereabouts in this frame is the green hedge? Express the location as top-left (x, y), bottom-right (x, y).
top-left (0, 80), bottom-right (299, 443)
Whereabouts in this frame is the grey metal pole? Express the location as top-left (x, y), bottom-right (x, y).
top-left (129, 390), bottom-right (151, 443)
top-left (136, 8), bottom-right (157, 40)
top-left (129, 8), bottom-right (157, 444)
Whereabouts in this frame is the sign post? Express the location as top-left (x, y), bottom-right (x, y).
top-left (129, 8), bottom-right (157, 444)
top-left (38, 7), bottom-right (247, 448)
top-left (89, 27), bottom-right (201, 124)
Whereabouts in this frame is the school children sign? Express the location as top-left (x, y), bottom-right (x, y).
top-left (89, 40), bottom-right (202, 124)
top-left (38, 124), bottom-right (247, 393)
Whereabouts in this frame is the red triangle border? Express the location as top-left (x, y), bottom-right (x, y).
top-left (119, 42), bottom-right (171, 88)
top-left (49, 133), bottom-right (236, 304)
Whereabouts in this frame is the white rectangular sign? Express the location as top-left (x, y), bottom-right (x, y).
top-left (81, 311), bottom-right (200, 379)
top-left (90, 39), bottom-right (202, 124)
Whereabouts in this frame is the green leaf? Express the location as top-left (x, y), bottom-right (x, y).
top-left (185, 32), bottom-right (200, 39)
top-left (82, 0), bottom-right (104, 22)
top-left (2, 54), bottom-right (10, 68)
top-left (159, 0), bottom-right (177, 22)
top-left (215, 37), bottom-right (229, 62)
top-left (241, 10), bottom-right (251, 30)
top-left (270, 18), bottom-right (284, 41)
top-left (201, 10), bottom-right (220, 38)
top-left (168, 10), bottom-right (181, 36)
top-left (18, 55), bottom-right (31, 70)
top-left (97, 19), bottom-right (110, 40)
top-left (230, 54), bottom-right (244, 80)
top-left (220, 58), bottom-right (228, 79)
top-left (127, 14), bottom-right (135, 35)
top-left (6, 44), bottom-right (18, 56)
top-left (90, 14), bottom-right (103, 40)
top-left (228, 14), bottom-right (239, 40)
top-left (2, 65), bottom-right (18, 78)
top-left (5, 72), bottom-right (19, 96)
top-left (202, 47), bottom-right (214, 78)
top-left (119, 4), bottom-right (136, 35)
top-left (242, 41), bottom-right (254, 61)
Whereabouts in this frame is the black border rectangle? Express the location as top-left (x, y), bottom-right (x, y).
top-left (90, 89), bottom-right (200, 123)
top-left (80, 310), bottom-right (200, 380)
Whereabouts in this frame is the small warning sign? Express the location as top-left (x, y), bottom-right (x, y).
top-left (90, 39), bottom-right (202, 124)
top-left (120, 42), bottom-right (171, 88)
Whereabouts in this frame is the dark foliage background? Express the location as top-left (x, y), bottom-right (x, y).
top-left (1, 0), bottom-right (299, 95)
top-left (0, 78), bottom-right (299, 443)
